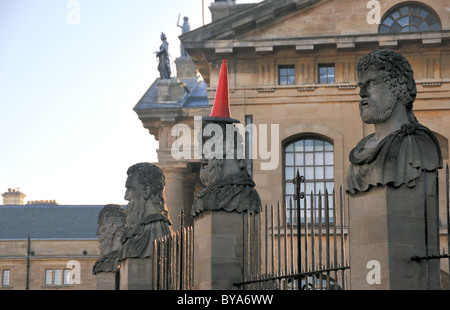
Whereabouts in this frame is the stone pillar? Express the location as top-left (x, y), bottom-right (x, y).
top-left (120, 258), bottom-right (153, 290)
top-left (95, 272), bottom-right (118, 290)
top-left (163, 166), bottom-right (188, 232)
top-left (349, 172), bottom-right (440, 290)
top-left (193, 210), bottom-right (243, 290)
top-left (175, 57), bottom-right (197, 78)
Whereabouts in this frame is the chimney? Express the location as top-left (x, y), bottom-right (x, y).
top-left (210, 0), bottom-right (257, 22)
top-left (2, 188), bottom-right (26, 205)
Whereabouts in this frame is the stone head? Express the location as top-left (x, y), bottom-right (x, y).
top-left (96, 204), bottom-right (126, 255)
top-left (357, 49), bottom-right (417, 124)
top-left (199, 121), bottom-right (246, 187)
top-left (124, 163), bottom-right (168, 225)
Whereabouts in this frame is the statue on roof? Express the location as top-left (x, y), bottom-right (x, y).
top-left (177, 16), bottom-right (191, 58)
top-left (156, 32), bottom-right (171, 79)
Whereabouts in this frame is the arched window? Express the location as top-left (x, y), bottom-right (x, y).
top-left (378, 3), bottom-right (441, 34)
top-left (284, 137), bottom-right (334, 224)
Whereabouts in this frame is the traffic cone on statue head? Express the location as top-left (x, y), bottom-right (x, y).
top-left (203, 59), bottom-right (240, 124)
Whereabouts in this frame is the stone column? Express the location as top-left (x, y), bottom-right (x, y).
top-left (193, 210), bottom-right (243, 290)
top-left (162, 165), bottom-right (188, 232)
top-left (349, 172), bottom-right (440, 290)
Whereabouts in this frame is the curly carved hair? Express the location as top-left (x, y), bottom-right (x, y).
top-left (357, 49), bottom-right (418, 124)
top-left (98, 204), bottom-right (126, 234)
top-left (127, 162), bottom-right (168, 217)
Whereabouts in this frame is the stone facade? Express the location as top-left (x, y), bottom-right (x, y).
top-left (0, 239), bottom-right (99, 290)
top-left (0, 204), bottom-right (103, 290)
top-left (2, 0), bottom-right (449, 291)
top-left (135, 0), bottom-right (450, 226)
top-left (137, 0), bottom-right (450, 288)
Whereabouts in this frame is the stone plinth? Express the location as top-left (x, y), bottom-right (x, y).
top-left (95, 272), bottom-right (117, 290)
top-left (193, 210), bottom-right (243, 290)
top-left (175, 57), bottom-right (197, 78)
top-left (157, 78), bottom-right (185, 103)
top-left (349, 172), bottom-right (440, 290)
top-left (119, 258), bottom-right (153, 290)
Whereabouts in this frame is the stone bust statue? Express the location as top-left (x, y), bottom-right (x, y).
top-left (118, 163), bottom-right (172, 260)
top-left (346, 49), bottom-right (442, 194)
top-left (191, 121), bottom-right (262, 216)
top-left (92, 204), bottom-right (126, 274)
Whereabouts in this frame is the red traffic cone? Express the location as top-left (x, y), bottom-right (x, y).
top-left (204, 60), bottom-right (240, 124)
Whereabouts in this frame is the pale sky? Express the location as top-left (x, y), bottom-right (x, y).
top-left (0, 0), bottom-right (262, 205)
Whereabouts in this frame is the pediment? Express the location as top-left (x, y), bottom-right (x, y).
top-left (182, 0), bottom-right (447, 44)
top-left (180, 0), bottom-right (326, 43)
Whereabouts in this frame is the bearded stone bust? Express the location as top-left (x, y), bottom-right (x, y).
top-left (118, 163), bottom-right (172, 260)
top-left (92, 204), bottom-right (126, 274)
top-left (191, 121), bottom-right (262, 216)
top-left (345, 49), bottom-right (442, 194)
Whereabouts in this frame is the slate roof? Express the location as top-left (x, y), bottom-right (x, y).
top-left (0, 205), bottom-right (109, 240)
top-left (135, 77), bottom-right (209, 110)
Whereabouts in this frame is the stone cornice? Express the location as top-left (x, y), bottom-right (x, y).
top-left (183, 30), bottom-right (450, 53)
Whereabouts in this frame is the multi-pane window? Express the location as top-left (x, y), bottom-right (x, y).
top-left (245, 115), bottom-right (253, 178)
top-left (318, 64), bottom-right (335, 84)
top-left (379, 4), bottom-right (441, 33)
top-left (284, 138), bottom-right (334, 224)
top-left (2, 269), bottom-right (11, 287)
top-left (63, 269), bottom-right (72, 285)
top-left (45, 268), bottom-right (72, 286)
top-left (279, 65), bottom-right (295, 85)
top-left (45, 269), bottom-right (53, 285)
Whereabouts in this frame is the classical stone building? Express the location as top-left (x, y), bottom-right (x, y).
top-left (1, 0), bottom-right (449, 290)
top-left (0, 203), bottom-right (103, 290)
top-left (135, 0), bottom-right (450, 285)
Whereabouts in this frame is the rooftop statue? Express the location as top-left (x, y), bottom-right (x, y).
top-left (92, 204), bottom-right (126, 274)
top-left (346, 49), bottom-right (442, 194)
top-left (118, 163), bottom-right (172, 260)
top-left (156, 32), bottom-right (171, 79)
top-left (177, 16), bottom-right (191, 57)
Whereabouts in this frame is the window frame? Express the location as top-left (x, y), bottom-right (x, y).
top-left (278, 65), bottom-right (296, 85)
top-left (245, 115), bottom-right (254, 178)
top-left (318, 64), bottom-right (335, 84)
top-left (44, 267), bottom-right (73, 286)
top-left (378, 2), bottom-right (441, 33)
top-left (283, 136), bottom-right (334, 225)
top-left (1, 269), bottom-right (11, 287)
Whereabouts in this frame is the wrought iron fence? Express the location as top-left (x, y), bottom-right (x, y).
top-left (152, 210), bottom-right (194, 290)
top-left (410, 165), bottom-right (450, 289)
top-left (235, 171), bottom-right (350, 290)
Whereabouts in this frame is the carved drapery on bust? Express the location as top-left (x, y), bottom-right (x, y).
top-left (118, 163), bottom-right (172, 260)
top-left (92, 204), bottom-right (126, 274)
top-left (191, 121), bottom-right (262, 216)
top-left (345, 49), bottom-right (442, 194)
